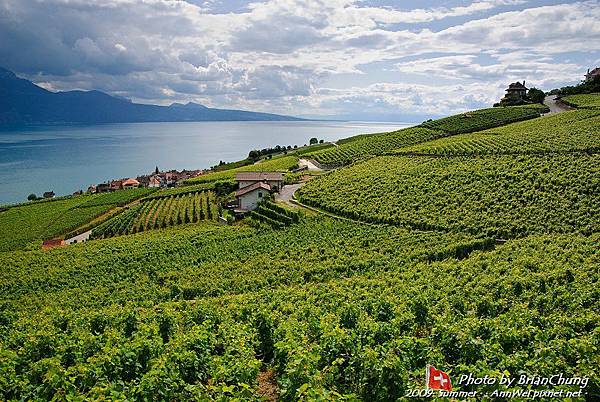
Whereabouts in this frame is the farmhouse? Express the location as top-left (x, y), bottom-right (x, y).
top-left (43, 191), bottom-right (55, 199)
top-left (235, 172), bottom-right (284, 192)
top-left (505, 81), bottom-right (528, 98)
top-left (235, 182), bottom-right (271, 211)
top-left (233, 171), bottom-right (284, 211)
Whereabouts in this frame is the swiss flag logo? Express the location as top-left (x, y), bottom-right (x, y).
top-left (426, 365), bottom-right (452, 391)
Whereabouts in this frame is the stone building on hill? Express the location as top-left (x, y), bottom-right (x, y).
top-left (585, 67), bottom-right (600, 82)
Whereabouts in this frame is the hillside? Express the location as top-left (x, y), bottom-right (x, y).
top-left (305, 104), bottom-right (548, 166)
top-left (0, 67), bottom-right (302, 125)
top-left (0, 102), bottom-right (598, 400)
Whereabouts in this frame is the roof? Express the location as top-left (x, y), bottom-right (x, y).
top-left (587, 67), bottom-right (600, 76)
top-left (122, 178), bottom-right (140, 186)
top-left (235, 181), bottom-right (271, 197)
top-left (507, 82), bottom-right (527, 90)
top-left (235, 172), bottom-right (283, 181)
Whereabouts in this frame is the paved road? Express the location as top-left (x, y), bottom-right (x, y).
top-left (544, 95), bottom-right (574, 114)
top-left (275, 183), bottom-right (304, 204)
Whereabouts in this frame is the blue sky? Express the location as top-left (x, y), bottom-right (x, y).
top-left (1, 0), bottom-right (599, 120)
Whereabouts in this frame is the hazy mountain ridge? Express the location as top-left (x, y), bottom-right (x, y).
top-left (0, 67), bottom-right (303, 125)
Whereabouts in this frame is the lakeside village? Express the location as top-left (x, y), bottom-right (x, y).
top-left (32, 139), bottom-right (325, 208)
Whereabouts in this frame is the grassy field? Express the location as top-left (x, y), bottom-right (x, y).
top-left (394, 109), bottom-right (600, 156)
top-left (562, 93), bottom-right (600, 109)
top-left (0, 189), bottom-right (153, 251)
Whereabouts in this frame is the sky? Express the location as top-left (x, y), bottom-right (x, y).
top-left (1, 0), bottom-right (599, 121)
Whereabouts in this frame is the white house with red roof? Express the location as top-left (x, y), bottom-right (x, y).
top-left (234, 172), bottom-right (284, 211)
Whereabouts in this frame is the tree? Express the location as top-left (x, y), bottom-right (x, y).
top-left (309, 137), bottom-right (318, 145)
top-left (248, 150), bottom-right (260, 160)
top-left (528, 88), bottom-right (545, 104)
top-left (27, 193), bottom-right (38, 201)
top-left (319, 139), bottom-right (324, 144)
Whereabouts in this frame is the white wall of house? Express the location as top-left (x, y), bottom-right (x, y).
top-left (238, 188), bottom-right (266, 211)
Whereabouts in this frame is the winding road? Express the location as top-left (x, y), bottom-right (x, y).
top-left (543, 95), bottom-right (574, 114)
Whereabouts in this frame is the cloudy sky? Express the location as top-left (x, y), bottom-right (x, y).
top-left (1, 0), bottom-right (599, 120)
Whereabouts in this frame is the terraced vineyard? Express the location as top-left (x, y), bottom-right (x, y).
top-left (419, 104), bottom-right (548, 134)
top-left (185, 156), bottom-right (299, 184)
top-left (394, 109), bottom-right (600, 156)
top-left (305, 105), bottom-right (548, 166)
top-left (251, 202), bottom-right (301, 228)
top-left (1, 218), bottom-right (597, 399)
top-left (562, 93), bottom-right (600, 109)
top-left (307, 127), bottom-right (444, 166)
top-left (296, 154), bottom-right (599, 238)
top-left (0, 188), bottom-right (153, 251)
top-left (91, 191), bottom-right (218, 238)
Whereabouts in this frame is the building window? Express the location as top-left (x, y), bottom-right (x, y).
top-left (258, 192), bottom-right (263, 198)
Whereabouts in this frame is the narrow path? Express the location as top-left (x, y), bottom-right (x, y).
top-left (65, 230), bottom-right (92, 245)
top-left (543, 95), bottom-right (574, 114)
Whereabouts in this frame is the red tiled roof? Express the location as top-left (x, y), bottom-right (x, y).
top-left (235, 172), bottom-right (283, 181)
top-left (122, 178), bottom-right (140, 186)
top-left (235, 181), bottom-right (271, 197)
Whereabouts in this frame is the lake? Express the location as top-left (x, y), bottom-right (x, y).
top-left (0, 120), bottom-right (411, 205)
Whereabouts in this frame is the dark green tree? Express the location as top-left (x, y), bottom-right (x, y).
top-left (309, 137), bottom-right (318, 145)
top-left (528, 87), bottom-right (545, 104)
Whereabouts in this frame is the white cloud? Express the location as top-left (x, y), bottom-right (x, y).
top-left (0, 0), bottom-right (598, 118)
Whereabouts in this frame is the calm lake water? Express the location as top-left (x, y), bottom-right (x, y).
top-left (0, 120), bottom-right (411, 205)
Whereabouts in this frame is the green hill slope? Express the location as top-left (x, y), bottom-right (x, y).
top-left (394, 109), bottom-right (600, 156)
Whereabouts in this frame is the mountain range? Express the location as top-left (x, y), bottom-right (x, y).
top-left (0, 67), bottom-right (302, 125)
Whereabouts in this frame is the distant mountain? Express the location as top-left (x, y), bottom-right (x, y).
top-left (0, 67), bottom-right (303, 125)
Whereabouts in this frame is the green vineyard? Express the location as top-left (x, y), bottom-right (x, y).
top-left (307, 127), bottom-right (444, 166)
top-left (251, 202), bottom-right (301, 228)
top-left (0, 188), bottom-right (154, 252)
top-left (296, 154), bottom-right (599, 238)
top-left (394, 109), bottom-right (600, 156)
top-left (2, 89), bottom-right (599, 400)
top-left (185, 156), bottom-right (299, 184)
top-left (562, 93), bottom-right (600, 109)
top-left (0, 218), bottom-right (597, 400)
top-left (91, 191), bottom-right (218, 238)
top-left (419, 104), bottom-right (548, 134)
top-left (305, 105), bottom-right (548, 167)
